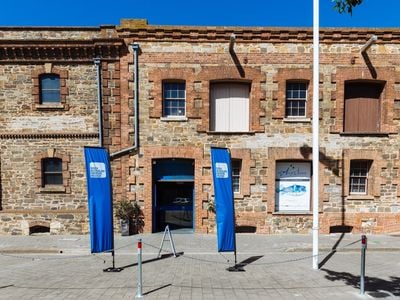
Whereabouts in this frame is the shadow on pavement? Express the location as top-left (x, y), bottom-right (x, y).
top-left (119, 252), bottom-right (184, 270)
top-left (227, 255), bottom-right (263, 272)
top-left (318, 232), bottom-right (345, 269)
top-left (321, 268), bottom-right (400, 297)
top-left (143, 284), bottom-right (172, 296)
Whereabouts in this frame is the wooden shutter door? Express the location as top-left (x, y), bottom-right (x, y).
top-left (344, 98), bottom-right (360, 132)
top-left (211, 83), bottom-right (230, 131)
top-left (229, 83), bottom-right (249, 132)
top-left (344, 82), bottom-right (382, 133)
top-left (358, 98), bottom-right (379, 132)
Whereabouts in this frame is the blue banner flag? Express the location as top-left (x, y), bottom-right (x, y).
top-left (210, 147), bottom-right (236, 252)
top-left (84, 147), bottom-right (114, 253)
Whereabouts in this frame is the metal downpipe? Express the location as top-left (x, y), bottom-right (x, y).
top-left (94, 58), bottom-right (103, 147)
top-left (110, 43), bottom-right (140, 159)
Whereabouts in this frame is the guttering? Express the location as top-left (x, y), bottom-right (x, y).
top-left (110, 43), bottom-right (140, 159)
top-left (94, 58), bottom-right (103, 147)
top-left (361, 35), bottom-right (377, 53)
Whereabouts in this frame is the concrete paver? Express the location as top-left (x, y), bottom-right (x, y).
top-left (0, 232), bottom-right (399, 299)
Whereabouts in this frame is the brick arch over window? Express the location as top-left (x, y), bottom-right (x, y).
top-left (273, 68), bottom-right (313, 119)
top-left (34, 149), bottom-right (71, 193)
top-left (32, 65), bottom-right (69, 110)
top-left (331, 67), bottom-right (396, 133)
top-left (148, 68), bottom-right (194, 118)
top-left (197, 66), bottom-right (265, 132)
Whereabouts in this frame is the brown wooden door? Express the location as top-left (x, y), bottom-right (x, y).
top-left (344, 82), bottom-right (383, 133)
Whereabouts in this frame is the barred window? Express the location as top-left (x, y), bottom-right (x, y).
top-left (163, 82), bottom-right (186, 117)
top-left (285, 82), bottom-right (307, 117)
top-left (349, 160), bottom-right (371, 194)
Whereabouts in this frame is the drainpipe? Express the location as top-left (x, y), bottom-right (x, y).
top-left (361, 35), bottom-right (377, 53)
top-left (94, 58), bottom-right (103, 147)
top-left (110, 43), bottom-right (140, 159)
top-left (229, 33), bottom-right (236, 52)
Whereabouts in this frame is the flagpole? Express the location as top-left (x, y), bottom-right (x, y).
top-left (312, 0), bottom-right (320, 270)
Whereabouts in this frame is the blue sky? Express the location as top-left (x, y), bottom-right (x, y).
top-left (0, 0), bottom-right (399, 28)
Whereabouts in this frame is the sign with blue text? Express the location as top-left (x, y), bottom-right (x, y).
top-left (210, 147), bottom-right (236, 252)
top-left (84, 147), bottom-right (114, 253)
top-left (275, 162), bottom-right (311, 212)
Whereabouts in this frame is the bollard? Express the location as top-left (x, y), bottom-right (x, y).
top-left (135, 238), bottom-right (143, 298)
top-left (360, 235), bottom-right (367, 295)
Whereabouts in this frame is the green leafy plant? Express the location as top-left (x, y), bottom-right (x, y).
top-left (332, 0), bottom-right (363, 15)
top-left (207, 198), bottom-right (216, 214)
top-left (115, 200), bottom-right (144, 234)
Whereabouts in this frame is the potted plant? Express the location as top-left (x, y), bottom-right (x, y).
top-left (114, 200), bottom-right (144, 236)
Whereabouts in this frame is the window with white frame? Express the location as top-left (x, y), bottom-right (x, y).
top-left (285, 82), bottom-right (307, 118)
top-left (231, 159), bottom-right (242, 193)
top-left (210, 82), bottom-right (250, 132)
top-left (349, 160), bottom-right (371, 194)
top-left (163, 82), bottom-right (186, 117)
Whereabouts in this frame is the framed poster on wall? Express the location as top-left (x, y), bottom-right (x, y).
top-left (275, 162), bottom-right (311, 212)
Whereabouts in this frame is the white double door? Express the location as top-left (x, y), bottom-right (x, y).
top-left (210, 83), bottom-right (249, 132)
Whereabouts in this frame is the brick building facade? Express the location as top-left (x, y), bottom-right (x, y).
top-left (1, 19), bottom-right (399, 235)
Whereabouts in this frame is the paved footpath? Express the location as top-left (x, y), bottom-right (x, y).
top-left (0, 232), bottom-right (399, 299)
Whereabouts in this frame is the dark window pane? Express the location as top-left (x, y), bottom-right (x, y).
top-left (44, 174), bottom-right (63, 185)
top-left (43, 158), bottom-right (62, 172)
top-left (40, 74), bottom-right (61, 103)
top-left (42, 158), bottom-right (63, 186)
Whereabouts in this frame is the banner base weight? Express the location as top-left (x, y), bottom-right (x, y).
top-left (103, 267), bottom-right (122, 272)
top-left (226, 264), bottom-right (245, 272)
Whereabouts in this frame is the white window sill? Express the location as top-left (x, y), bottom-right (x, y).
top-left (346, 195), bottom-right (374, 201)
top-left (35, 103), bottom-right (65, 110)
top-left (283, 118), bottom-right (311, 123)
top-left (160, 116), bottom-right (188, 122)
top-left (273, 211), bottom-right (312, 215)
top-left (207, 131), bottom-right (255, 135)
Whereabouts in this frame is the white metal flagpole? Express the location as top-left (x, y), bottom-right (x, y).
top-left (312, 0), bottom-right (320, 270)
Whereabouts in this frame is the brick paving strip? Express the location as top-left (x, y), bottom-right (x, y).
top-left (0, 233), bottom-right (399, 299)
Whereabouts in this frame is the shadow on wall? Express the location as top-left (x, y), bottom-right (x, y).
top-left (321, 268), bottom-right (400, 298)
top-left (235, 225), bottom-right (257, 233)
top-left (300, 145), bottom-right (340, 177)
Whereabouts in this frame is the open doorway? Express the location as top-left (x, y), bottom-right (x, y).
top-left (152, 159), bottom-right (194, 232)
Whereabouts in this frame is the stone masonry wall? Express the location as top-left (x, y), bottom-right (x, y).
top-left (118, 36), bottom-right (400, 234)
top-left (0, 58), bottom-right (102, 234)
top-left (2, 24), bottom-right (400, 235)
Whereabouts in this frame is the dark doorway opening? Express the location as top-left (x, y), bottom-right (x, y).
top-left (153, 159), bottom-right (194, 233)
top-left (30, 225), bottom-right (50, 235)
